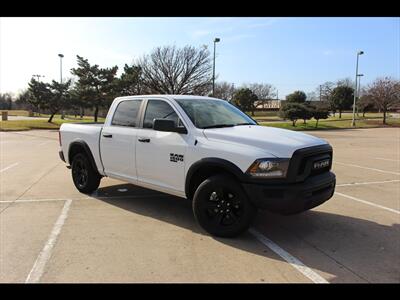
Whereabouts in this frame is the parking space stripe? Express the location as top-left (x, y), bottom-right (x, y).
top-left (374, 158), bottom-right (400, 162)
top-left (0, 193), bottom-right (169, 203)
top-left (335, 162), bottom-right (400, 175)
top-left (249, 228), bottom-right (329, 283)
top-left (336, 179), bottom-right (400, 187)
top-left (335, 192), bottom-right (400, 215)
top-left (25, 199), bottom-right (72, 283)
top-left (0, 162), bottom-right (19, 173)
top-left (0, 198), bottom-right (84, 203)
top-left (38, 141), bottom-right (52, 147)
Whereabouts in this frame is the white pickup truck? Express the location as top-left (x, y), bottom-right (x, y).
top-left (59, 95), bottom-right (335, 237)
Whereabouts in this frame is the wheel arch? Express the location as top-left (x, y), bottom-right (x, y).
top-left (185, 158), bottom-right (245, 200)
top-left (68, 140), bottom-right (101, 176)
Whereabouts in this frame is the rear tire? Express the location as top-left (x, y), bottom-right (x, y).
top-left (192, 174), bottom-right (257, 238)
top-left (71, 153), bottom-right (101, 194)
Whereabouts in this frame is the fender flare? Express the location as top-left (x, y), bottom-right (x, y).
top-left (184, 158), bottom-right (246, 199)
top-left (68, 140), bottom-right (100, 175)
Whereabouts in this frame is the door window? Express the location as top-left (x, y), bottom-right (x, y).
top-left (143, 100), bottom-right (180, 129)
top-left (111, 100), bottom-right (142, 127)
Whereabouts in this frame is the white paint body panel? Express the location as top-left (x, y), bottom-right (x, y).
top-left (100, 126), bottom-right (139, 181)
top-left (60, 123), bottom-right (105, 175)
top-left (59, 95), bottom-right (330, 198)
top-left (202, 125), bottom-right (326, 159)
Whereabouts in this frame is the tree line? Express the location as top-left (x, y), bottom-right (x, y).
top-left (214, 77), bottom-right (399, 126)
top-left (11, 45), bottom-right (214, 122)
top-left (277, 77), bottom-right (400, 126)
top-left (2, 44), bottom-right (399, 124)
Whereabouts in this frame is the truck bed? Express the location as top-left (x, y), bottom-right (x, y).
top-left (59, 122), bottom-right (104, 174)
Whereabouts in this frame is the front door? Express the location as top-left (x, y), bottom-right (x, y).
top-left (135, 99), bottom-right (189, 193)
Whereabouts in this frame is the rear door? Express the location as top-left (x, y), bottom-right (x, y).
top-left (100, 99), bottom-right (143, 181)
top-left (135, 99), bottom-right (189, 193)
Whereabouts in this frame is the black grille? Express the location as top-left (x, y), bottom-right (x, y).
top-left (286, 144), bottom-right (333, 183)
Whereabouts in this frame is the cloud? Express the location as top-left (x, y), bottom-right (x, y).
top-left (192, 30), bottom-right (212, 38)
top-left (323, 50), bottom-right (334, 56)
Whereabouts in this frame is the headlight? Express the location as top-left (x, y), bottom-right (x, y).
top-left (246, 158), bottom-right (290, 178)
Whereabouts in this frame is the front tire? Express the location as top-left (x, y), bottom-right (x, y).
top-left (192, 174), bottom-right (257, 238)
top-left (71, 153), bottom-right (101, 194)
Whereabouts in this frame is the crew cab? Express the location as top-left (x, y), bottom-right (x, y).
top-left (59, 95), bottom-right (336, 237)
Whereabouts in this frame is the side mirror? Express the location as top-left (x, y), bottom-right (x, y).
top-left (153, 119), bottom-right (187, 134)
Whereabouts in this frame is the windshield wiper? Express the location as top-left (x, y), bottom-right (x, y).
top-left (234, 122), bottom-right (256, 126)
top-left (201, 124), bottom-right (235, 129)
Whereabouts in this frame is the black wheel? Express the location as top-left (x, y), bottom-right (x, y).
top-left (192, 174), bottom-right (257, 238)
top-left (71, 153), bottom-right (101, 194)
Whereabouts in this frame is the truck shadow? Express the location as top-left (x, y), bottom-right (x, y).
top-left (93, 183), bottom-right (399, 283)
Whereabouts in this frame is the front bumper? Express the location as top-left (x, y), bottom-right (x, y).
top-left (242, 171), bottom-right (336, 215)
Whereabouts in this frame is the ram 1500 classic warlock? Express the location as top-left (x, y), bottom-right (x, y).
top-left (59, 95), bottom-right (336, 237)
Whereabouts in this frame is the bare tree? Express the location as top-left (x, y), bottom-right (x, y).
top-left (242, 83), bottom-right (277, 108)
top-left (336, 77), bottom-right (354, 88)
top-left (306, 91), bottom-right (318, 102)
top-left (213, 81), bottom-right (236, 101)
top-left (357, 90), bottom-right (375, 117)
top-left (137, 45), bottom-right (212, 95)
top-left (319, 81), bottom-right (337, 116)
top-left (0, 93), bottom-right (13, 110)
top-left (365, 77), bottom-right (400, 124)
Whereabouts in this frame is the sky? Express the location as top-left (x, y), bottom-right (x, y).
top-left (0, 17), bottom-right (399, 98)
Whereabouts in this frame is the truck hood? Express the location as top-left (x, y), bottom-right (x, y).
top-left (202, 125), bottom-right (327, 158)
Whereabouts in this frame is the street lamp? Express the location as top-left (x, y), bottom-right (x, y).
top-left (32, 74), bottom-right (45, 81)
top-left (357, 73), bottom-right (364, 98)
top-left (356, 74), bottom-right (364, 116)
top-left (212, 38), bottom-right (220, 96)
top-left (351, 50), bottom-right (364, 127)
top-left (58, 54), bottom-right (64, 84)
top-left (58, 53), bottom-right (65, 119)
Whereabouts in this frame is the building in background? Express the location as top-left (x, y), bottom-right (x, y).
top-left (256, 99), bottom-right (282, 110)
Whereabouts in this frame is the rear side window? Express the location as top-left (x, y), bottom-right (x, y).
top-left (143, 100), bottom-right (179, 129)
top-left (111, 100), bottom-right (142, 127)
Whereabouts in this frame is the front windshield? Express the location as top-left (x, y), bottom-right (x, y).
top-left (175, 98), bottom-right (257, 129)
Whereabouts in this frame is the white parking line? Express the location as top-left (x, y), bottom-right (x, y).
top-left (25, 199), bottom-right (72, 283)
top-left (249, 228), bottom-right (328, 283)
top-left (0, 198), bottom-right (85, 203)
top-left (335, 162), bottom-right (400, 176)
top-left (335, 192), bottom-right (400, 215)
top-left (336, 179), bottom-right (400, 187)
top-left (0, 162), bottom-right (19, 173)
top-left (374, 157), bottom-right (400, 162)
top-left (0, 193), bottom-right (170, 203)
top-left (38, 141), bottom-right (52, 147)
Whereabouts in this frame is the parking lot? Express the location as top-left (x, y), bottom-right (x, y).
top-left (0, 127), bottom-right (399, 283)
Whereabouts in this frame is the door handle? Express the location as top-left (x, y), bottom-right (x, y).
top-left (103, 134), bottom-right (113, 138)
top-left (138, 137), bottom-right (150, 143)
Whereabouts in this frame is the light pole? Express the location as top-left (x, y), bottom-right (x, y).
top-left (58, 54), bottom-right (64, 83)
top-left (356, 73), bottom-right (364, 116)
top-left (212, 38), bottom-right (220, 96)
top-left (351, 50), bottom-right (364, 127)
top-left (319, 85), bottom-right (322, 102)
top-left (357, 74), bottom-right (364, 98)
top-left (32, 74), bottom-right (45, 81)
top-left (58, 54), bottom-right (65, 119)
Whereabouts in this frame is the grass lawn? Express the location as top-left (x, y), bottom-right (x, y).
top-left (0, 110), bottom-right (30, 117)
top-left (0, 117), bottom-right (105, 131)
top-left (259, 117), bottom-right (400, 131)
top-left (1, 109), bottom-right (398, 132)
